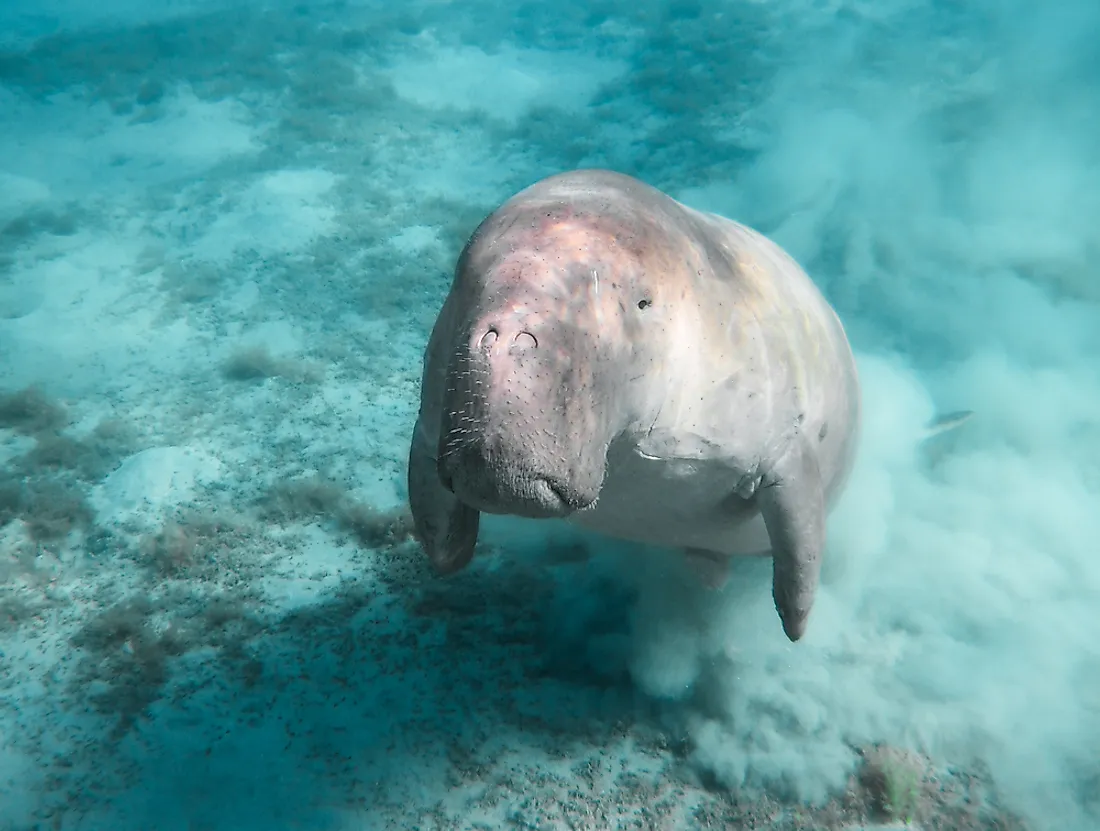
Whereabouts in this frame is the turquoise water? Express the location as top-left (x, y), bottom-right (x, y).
top-left (0, 1), bottom-right (1097, 829)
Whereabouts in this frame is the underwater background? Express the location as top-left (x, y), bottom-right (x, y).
top-left (1, 0), bottom-right (1098, 828)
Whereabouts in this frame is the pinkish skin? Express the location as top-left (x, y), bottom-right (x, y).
top-left (407, 169), bottom-right (861, 643)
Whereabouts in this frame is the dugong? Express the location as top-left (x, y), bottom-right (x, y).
top-left (407, 169), bottom-right (861, 642)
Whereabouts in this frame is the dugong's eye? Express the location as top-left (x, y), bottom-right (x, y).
top-left (637, 298), bottom-right (652, 310)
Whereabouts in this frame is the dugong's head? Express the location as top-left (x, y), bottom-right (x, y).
top-left (430, 171), bottom-right (687, 520)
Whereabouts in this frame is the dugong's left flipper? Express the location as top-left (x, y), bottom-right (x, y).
top-left (407, 421), bottom-right (480, 575)
top-left (757, 433), bottom-right (826, 642)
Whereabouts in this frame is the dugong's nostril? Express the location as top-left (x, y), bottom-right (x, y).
top-left (478, 328), bottom-right (499, 350)
top-left (476, 326), bottom-right (538, 353)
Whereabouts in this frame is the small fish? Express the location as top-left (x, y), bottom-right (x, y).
top-left (918, 409), bottom-right (975, 470)
top-left (922, 409), bottom-right (975, 440)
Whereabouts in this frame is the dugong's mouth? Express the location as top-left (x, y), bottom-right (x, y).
top-left (534, 476), bottom-right (593, 513)
top-left (440, 455), bottom-right (595, 519)
top-left (479, 476), bottom-right (592, 518)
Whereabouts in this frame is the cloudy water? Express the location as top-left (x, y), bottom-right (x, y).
top-left (0, 0), bottom-right (1097, 828)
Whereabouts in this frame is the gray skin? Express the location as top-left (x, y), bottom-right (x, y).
top-left (407, 169), bottom-right (861, 642)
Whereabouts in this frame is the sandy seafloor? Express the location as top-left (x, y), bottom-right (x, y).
top-left (0, 0), bottom-right (1099, 829)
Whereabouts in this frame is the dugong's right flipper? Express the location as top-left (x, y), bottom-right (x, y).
top-left (756, 433), bottom-right (826, 643)
top-left (407, 420), bottom-right (480, 574)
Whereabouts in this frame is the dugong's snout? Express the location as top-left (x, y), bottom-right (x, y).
top-left (435, 307), bottom-right (609, 519)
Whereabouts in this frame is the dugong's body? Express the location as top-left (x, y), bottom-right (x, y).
top-left (407, 169), bottom-right (861, 642)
